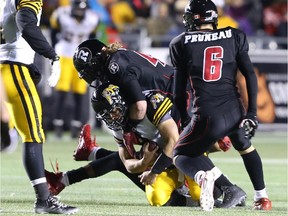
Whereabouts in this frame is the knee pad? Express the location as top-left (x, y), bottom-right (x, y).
top-left (230, 128), bottom-right (252, 151)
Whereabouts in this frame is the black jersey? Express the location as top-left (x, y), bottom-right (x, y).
top-left (104, 49), bottom-right (174, 105)
top-left (169, 27), bottom-right (258, 117)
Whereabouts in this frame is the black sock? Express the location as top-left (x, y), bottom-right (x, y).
top-left (215, 174), bottom-right (234, 188)
top-left (67, 152), bottom-right (144, 191)
top-left (67, 167), bottom-right (89, 185)
top-left (34, 183), bottom-right (51, 200)
top-left (23, 142), bottom-right (49, 200)
top-left (95, 148), bottom-right (115, 159)
top-left (241, 149), bottom-right (265, 190)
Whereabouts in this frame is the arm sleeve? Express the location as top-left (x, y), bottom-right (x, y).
top-left (120, 78), bottom-right (145, 105)
top-left (236, 31), bottom-right (258, 116)
top-left (237, 53), bottom-right (258, 116)
top-left (169, 41), bottom-right (190, 121)
top-left (16, 7), bottom-right (57, 59)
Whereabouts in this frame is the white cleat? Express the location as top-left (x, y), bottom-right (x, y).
top-left (199, 170), bottom-right (216, 211)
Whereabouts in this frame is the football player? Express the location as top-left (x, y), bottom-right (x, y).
top-left (45, 82), bottom-right (246, 207)
top-left (50, 0), bottom-right (100, 138)
top-left (0, 0), bottom-right (77, 214)
top-left (72, 36), bottom-right (249, 207)
top-left (169, 0), bottom-right (272, 211)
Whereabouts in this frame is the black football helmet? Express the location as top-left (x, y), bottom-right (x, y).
top-left (91, 82), bottom-right (127, 131)
top-left (71, 0), bottom-right (88, 20)
top-left (73, 39), bottom-right (107, 84)
top-left (183, 0), bottom-right (218, 31)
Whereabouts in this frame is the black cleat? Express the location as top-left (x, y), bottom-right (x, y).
top-left (34, 196), bottom-right (78, 214)
top-left (219, 185), bottom-right (247, 208)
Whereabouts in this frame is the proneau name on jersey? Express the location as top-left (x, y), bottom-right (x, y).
top-left (184, 29), bottom-right (232, 43)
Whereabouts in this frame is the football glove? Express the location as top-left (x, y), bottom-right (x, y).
top-left (48, 55), bottom-right (61, 87)
top-left (239, 114), bottom-right (258, 139)
top-left (123, 131), bottom-right (139, 158)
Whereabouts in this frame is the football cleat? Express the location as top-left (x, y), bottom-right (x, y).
top-left (45, 160), bottom-right (65, 196)
top-left (217, 136), bottom-right (232, 152)
top-left (219, 185), bottom-right (247, 208)
top-left (73, 124), bottom-right (98, 161)
top-left (199, 171), bottom-right (216, 211)
top-left (34, 195), bottom-right (78, 214)
top-left (252, 198), bottom-right (272, 210)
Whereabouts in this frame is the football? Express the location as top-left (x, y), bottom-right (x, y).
top-left (148, 141), bottom-right (158, 151)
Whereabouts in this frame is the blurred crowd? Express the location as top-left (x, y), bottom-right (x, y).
top-left (41, 0), bottom-right (287, 49)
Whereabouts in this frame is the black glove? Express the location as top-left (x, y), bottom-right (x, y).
top-left (239, 114), bottom-right (258, 139)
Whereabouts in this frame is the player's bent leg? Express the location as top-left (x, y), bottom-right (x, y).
top-left (145, 169), bottom-right (180, 206)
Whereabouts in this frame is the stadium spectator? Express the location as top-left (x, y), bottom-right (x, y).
top-left (146, 1), bottom-right (176, 47)
top-left (213, 0), bottom-right (239, 29)
top-left (225, 0), bottom-right (263, 35)
top-left (169, 0), bottom-right (272, 211)
top-left (107, 0), bottom-right (137, 33)
top-left (0, 0), bottom-right (77, 214)
top-left (263, 0), bottom-right (287, 37)
top-left (50, 0), bottom-right (100, 139)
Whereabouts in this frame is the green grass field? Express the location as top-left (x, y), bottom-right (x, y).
top-left (1, 130), bottom-right (287, 216)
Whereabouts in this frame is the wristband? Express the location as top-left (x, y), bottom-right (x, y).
top-left (151, 153), bottom-right (172, 174)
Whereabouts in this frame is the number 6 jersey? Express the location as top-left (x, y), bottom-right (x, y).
top-left (169, 27), bottom-right (258, 118)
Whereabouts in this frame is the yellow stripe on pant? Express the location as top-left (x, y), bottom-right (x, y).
top-left (1, 62), bottom-right (45, 143)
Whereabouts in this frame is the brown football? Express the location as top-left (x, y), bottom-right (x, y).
top-left (148, 141), bottom-right (158, 151)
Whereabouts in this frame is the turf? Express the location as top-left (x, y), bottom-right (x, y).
top-left (1, 130), bottom-right (287, 215)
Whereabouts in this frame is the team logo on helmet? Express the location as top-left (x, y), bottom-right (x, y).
top-left (75, 47), bottom-right (92, 64)
top-left (102, 84), bottom-right (121, 105)
top-left (108, 62), bottom-right (119, 74)
top-left (205, 10), bottom-right (218, 21)
top-left (150, 93), bottom-right (164, 109)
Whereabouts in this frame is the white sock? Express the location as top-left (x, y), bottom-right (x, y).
top-left (254, 188), bottom-right (268, 201)
top-left (88, 147), bottom-right (101, 161)
top-left (61, 172), bottom-right (70, 186)
top-left (211, 167), bottom-right (222, 180)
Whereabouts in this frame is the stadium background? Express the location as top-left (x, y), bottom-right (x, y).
top-left (34, 0), bottom-right (287, 132)
top-left (0, 0), bottom-right (287, 215)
